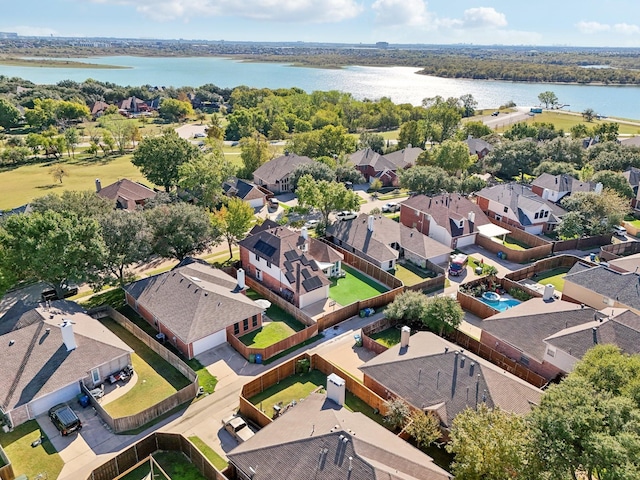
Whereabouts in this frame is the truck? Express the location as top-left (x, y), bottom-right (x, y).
top-left (530, 107), bottom-right (543, 114)
top-left (222, 414), bottom-right (255, 443)
top-left (448, 254), bottom-right (468, 276)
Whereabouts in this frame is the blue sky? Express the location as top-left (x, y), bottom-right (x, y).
top-left (3, 0), bottom-right (640, 47)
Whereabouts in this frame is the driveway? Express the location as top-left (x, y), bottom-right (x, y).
top-left (175, 124), bottom-right (207, 140)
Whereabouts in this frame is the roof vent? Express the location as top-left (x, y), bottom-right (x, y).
top-left (9, 340), bottom-right (15, 346)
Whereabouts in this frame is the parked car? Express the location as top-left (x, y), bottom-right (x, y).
top-left (336, 211), bottom-right (357, 221)
top-left (222, 414), bottom-right (255, 443)
top-left (41, 282), bottom-right (79, 302)
top-left (491, 111), bottom-right (500, 116)
top-left (49, 404), bottom-right (82, 436)
top-left (194, 132), bottom-right (206, 138)
top-left (382, 202), bottom-right (400, 213)
top-left (304, 219), bottom-right (320, 229)
top-left (612, 225), bottom-right (627, 236)
top-left (268, 198), bottom-right (280, 209)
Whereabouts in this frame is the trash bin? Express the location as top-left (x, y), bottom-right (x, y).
top-left (359, 309), bottom-right (366, 318)
top-left (590, 253), bottom-right (596, 261)
top-left (475, 266), bottom-right (483, 275)
top-left (497, 251), bottom-right (503, 259)
top-left (255, 354), bottom-right (263, 364)
top-left (249, 353), bottom-right (256, 363)
top-left (354, 334), bottom-right (363, 347)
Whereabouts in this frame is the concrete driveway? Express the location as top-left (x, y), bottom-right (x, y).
top-left (175, 124), bottom-right (207, 140)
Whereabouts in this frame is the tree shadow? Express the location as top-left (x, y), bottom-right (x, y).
top-left (35, 184), bottom-right (63, 191)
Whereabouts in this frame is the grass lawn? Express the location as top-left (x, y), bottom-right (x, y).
top-left (329, 265), bottom-right (388, 306)
top-left (79, 287), bottom-right (127, 309)
top-left (0, 420), bottom-right (63, 480)
top-left (239, 321), bottom-right (296, 348)
top-left (100, 318), bottom-right (191, 417)
top-left (393, 262), bottom-right (436, 286)
top-left (370, 326), bottom-right (402, 348)
top-left (250, 369), bottom-right (326, 418)
top-left (502, 235), bottom-right (530, 251)
top-left (535, 267), bottom-right (571, 292)
top-left (244, 289), bottom-right (305, 331)
top-left (624, 215), bottom-right (640, 229)
top-left (344, 391), bottom-right (385, 426)
top-left (497, 110), bottom-right (640, 135)
top-left (188, 436), bottom-right (228, 471)
top-left (120, 451), bottom-right (205, 480)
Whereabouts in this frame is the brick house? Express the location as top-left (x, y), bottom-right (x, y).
top-left (252, 153), bottom-right (313, 193)
top-left (349, 147), bottom-right (422, 186)
top-left (399, 194), bottom-right (490, 249)
top-left (124, 262), bottom-right (264, 359)
top-left (530, 173), bottom-right (595, 203)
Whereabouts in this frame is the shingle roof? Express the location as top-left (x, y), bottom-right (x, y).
top-left (0, 301), bottom-right (132, 412)
top-left (228, 393), bottom-right (452, 480)
top-left (252, 153), bottom-right (313, 185)
top-left (400, 194), bottom-right (490, 239)
top-left (349, 147), bottom-right (423, 173)
top-left (124, 263), bottom-right (264, 344)
top-left (464, 137), bottom-right (494, 156)
top-left (222, 177), bottom-right (266, 202)
top-left (359, 332), bottom-right (541, 427)
top-left (97, 178), bottom-right (156, 210)
top-left (531, 173), bottom-right (594, 194)
top-left (383, 147), bottom-right (423, 169)
top-left (623, 167), bottom-right (640, 187)
top-left (563, 265), bottom-right (640, 311)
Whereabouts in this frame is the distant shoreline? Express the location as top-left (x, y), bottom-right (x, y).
top-left (0, 57), bottom-right (129, 69)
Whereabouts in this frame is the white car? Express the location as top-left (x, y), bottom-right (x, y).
top-left (336, 211), bottom-right (357, 221)
top-left (194, 132), bottom-right (206, 138)
top-left (304, 219), bottom-right (320, 229)
top-left (382, 202), bottom-right (400, 213)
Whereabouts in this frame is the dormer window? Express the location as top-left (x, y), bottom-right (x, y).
top-left (458, 219), bottom-right (464, 228)
top-left (503, 206), bottom-right (508, 213)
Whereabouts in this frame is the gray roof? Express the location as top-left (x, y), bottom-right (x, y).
top-left (400, 194), bottom-right (490, 238)
top-left (623, 167), bottom-right (640, 188)
top-left (464, 137), bottom-right (494, 155)
top-left (252, 153), bottom-right (313, 185)
top-left (531, 173), bottom-right (594, 194)
top-left (97, 178), bottom-right (155, 210)
top-left (0, 301), bottom-right (132, 412)
top-left (228, 393), bottom-right (452, 480)
top-left (349, 147), bottom-right (422, 173)
top-left (383, 147), bottom-right (423, 168)
top-left (124, 263), bottom-right (264, 344)
top-left (360, 332), bottom-right (541, 427)
top-left (222, 177), bottom-right (266, 201)
top-left (564, 265), bottom-right (640, 311)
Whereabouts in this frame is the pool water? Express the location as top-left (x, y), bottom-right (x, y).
top-left (480, 298), bottom-right (521, 312)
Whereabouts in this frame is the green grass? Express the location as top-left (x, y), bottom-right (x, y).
top-left (329, 265), bottom-right (388, 306)
top-left (239, 322), bottom-right (296, 348)
top-left (100, 318), bottom-right (191, 417)
top-left (624, 214), bottom-right (640, 229)
top-left (370, 326), bottom-right (402, 348)
top-left (535, 267), bottom-right (571, 292)
top-left (0, 420), bottom-right (63, 480)
top-left (120, 451), bottom-right (205, 480)
top-left (344, 392), bottom-right (386, 426)
top-left (79, 287), bottom-right (126, 309)
top-left (392, 262), bottom-right (436, 286)
top-left (188, 436), bottom-right (228, 471)
top-left (250, 369), bottom-right (327, 418)
top-left (244, 289), bottom-right (305, 331)
top-left (502, 235), bottom-right (530, 251)
top-left (500, 111), bottom-right (640, 135)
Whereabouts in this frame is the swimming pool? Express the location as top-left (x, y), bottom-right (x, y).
top-left (480, 297), bottom-right (521, 312)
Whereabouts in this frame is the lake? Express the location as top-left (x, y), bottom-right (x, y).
top-left (2, 55), bottom-right (640, 118)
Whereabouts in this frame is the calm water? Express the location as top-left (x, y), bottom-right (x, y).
top-left (2, 55), bottom-right (640, 118)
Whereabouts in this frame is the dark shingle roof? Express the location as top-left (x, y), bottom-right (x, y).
top-left (252, 153), bottom-right (313, 185)
top-left (360, 332), bottom-right (541, 427)
top-left (564, 266), bottom-right (640, 311)
top-left (383, 147), bottom-right (423, 168)
top-left (464, 137), bottom-right (494, 155)
top-left (623, 167), bottom-right (640, 188)
top-left (124, 263), bottom-right (264, 344)
top-left (531, 173), bottom-right (593, 194)
top-left (222, 177), bottom-right (266, 201)
top-left (228, 393), bottom-right (452, 480)
top-left (97, 178), bottom-right (156, 210)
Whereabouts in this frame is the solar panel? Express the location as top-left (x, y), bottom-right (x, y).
top-left (285, 272), bottom-right (296, 283)
top-left (254, 239), bottom-right (276, 257)
top-left (284, 250), bottom-right (299, 261)
top-left (301, 269), bottom-right (311, 279)
top-left (302, 276), bottom-right (323, 291)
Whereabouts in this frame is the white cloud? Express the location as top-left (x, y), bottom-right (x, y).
top-left (461, 7), bottom-right (507, 29)
top-left (371, 0), bottom-right (433, 27)
top-left (90, 0), bottom-right (362, 23)
top-left (576, 21), bottom-right (611, 34)
top-left (614, 23), bottom-right (640, 35)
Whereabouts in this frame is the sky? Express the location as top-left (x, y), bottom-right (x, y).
top-left (3, 0), bottom-right (640, 47)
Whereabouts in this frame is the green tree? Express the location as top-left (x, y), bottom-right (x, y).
top-left (405, 411), bottom-right (441, 449)
top-left (458, 121), bottom-right (492, 140)
top-left (290, 161), bottom-right (335, 190)
top-left (570, 123), bottom-right (591, 139)
top-left (99, 209), bottom-right (153, 286)
top-left (459, 94), bottom-right (477, 118)
top-left (429, 139), bottom-right (474, 174)
top-left (24, 98), bottom-right (57, 129)
top-left (178, 146), bottom-right (235, 210)
top-left (31, 190), bottom-right (114, 218)
top-left (101, 130), bottom-right (116, 155)
top-left (0, 98), bottom-right (21, 130)
top-left (533, 161), bottom-right (579, 177)
top-left (159, 98), bottom-right (194, 122)
top-left (358, 131), bottom-right (385, 154)
top-left (593, 122), bottom-right (620, 142)
top-left (383, 398), bottom-right (410, 430)
top-left (239, 133), bottom-right (273, 178)
top-left (484, 139), bottom-right (542, 178)
top-left (63, 127), bottom-right (79, 158)
top-left (399, 165), bottom-right (456, 195)
top-left (423, 295), bottom-right (463, 335)
top-left (447, 405), bottom-right (532, 480)
top-left (582, 108), bottom-right (596, 122)
top-left (384, 290), bottom-right (428, 325)
top-left (555, 211), bottom-right (585, 240)
top-left (296, 176), bottom-right (360, 226)
top-left (398, 120), bottom-right (425, 149)
top-left (99, 114), bottom-right (137, 154)
top-left (459, 175), bottom-right (488, 195)
top-left (210, 197), bottom-right (254, 258)
top-left (591, 170), bottom-right (634, 198)
top-left (145, 202), bottom-right (212, 261)
top-left (537, 91), bottom-right (558, 108)
top-left (55, 99), bottom-right (90, 124)
top-left (422, 96), bottom-right (463, 143)
top-left (561, 190), bottom-right (629, 236)
top-left (0, 211), bottom-right (106, 298)
top-left (49, 163), bottom-right (69, 183)
top-left (370, 178), bottom-right (383, 196)
top-left (133, 129), bottom-right (201, 192)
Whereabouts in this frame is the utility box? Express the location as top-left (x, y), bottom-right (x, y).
top-left (327, 373), bottom-right (346, 406)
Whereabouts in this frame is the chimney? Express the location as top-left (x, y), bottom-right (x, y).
top-left (468, 211), bottom-right (475, 223)
top-left (237, 268), bottom-right (246, 289)
top-left (60, 319), bottom-right (77, 351)
top-left (400, 326), bottom-right (410, 348)
top-left (543, 284), bottom-right (555, 301)
top-left (301, 227), bottom-right (308, 240)
top-left (95, 178), bottom-right (102, 192)
top-left (592, 327), bottom-right (598, 345)
top-left (367, 215), bottom-right (374, 232)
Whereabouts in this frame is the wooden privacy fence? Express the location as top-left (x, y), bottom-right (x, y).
top-left (87, 432), bottom-right (229, 480)
top-left (600, 241), bottom-right (640, 261)
top-left (89, 307), bottom-right (198, 434)
top-left (0, 446), bottom-right (13, 480)
top-left (361, 317), bottom-right (400, 355)
top-left (228, 323), bottom-right (319, 362)
top-left (504, 255), bottom-right (595, 282)
top-left (553, 233), bottom-right (612, 252)
top-left (476, 233), bottom-right (553, 264)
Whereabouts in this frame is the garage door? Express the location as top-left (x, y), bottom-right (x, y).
top-left (192, 329), bottom-right (227, 356)
top-left (456, 234), bottom-right (476, 248)
top-left (29, 381), bottom-right (81, 417)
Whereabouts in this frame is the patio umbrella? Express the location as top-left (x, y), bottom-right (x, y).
top-left (255, 299), bottom-right (272, 310)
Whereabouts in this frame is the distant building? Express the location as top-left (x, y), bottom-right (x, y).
top-left (0, 32), bottom-right (18, 39)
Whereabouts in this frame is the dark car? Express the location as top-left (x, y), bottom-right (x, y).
top-left (49, 403), bottom-right (82, 436)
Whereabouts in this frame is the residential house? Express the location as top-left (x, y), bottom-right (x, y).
top-left (327, 213), bottom-right (452, 271)
top-left (252, 153), bottom-right (314, 194)
top-left (623, 167), bottom-right (640, 210)
top-left (96, 178), bottom-right (156, 210)
top-left (607, 252), bottom-right (640, 273)
top-left (348, 147), bottom-right (422, 186)
top-left (239, 224), bottom-right (343, 308)
top-left (399, 194), bottom-right (491, 249)
top-left (360, 331), bottom-right (542, 428)
top-left (464, 137), bottom-right (494, 160)
top-left (478, 297), bottom-right (640, 379)
top-left (0, 300), bottom-right (132, 427)
top-left (222, 177), bottom-right (269, 209)
top-left (117, 96), bottom-right (151, 116)
top-left (562, 263), bottom-right (640, 315)
top-left (90, 100), bottom-right (111, 118)
top-left (124, 262), bottom-right (264, 359)
top-left (476, 183), bottom-right (567, 234)
top-left (227, 392), bottom-right (452, 480)
top-left (530, 173), bottom-right (596, 203)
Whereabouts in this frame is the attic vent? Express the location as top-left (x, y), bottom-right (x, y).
top-left (191, 276), bottom-right (202, 282)
top-left (218, 302), bottom-right (222, 307)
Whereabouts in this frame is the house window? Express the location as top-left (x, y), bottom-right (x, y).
top-left (544, 211), bottom-right (549, 217)
top-left (252, 315), bottom-right (258, 327)
top-left (233, 323), bottom-right (240, 335)
top-left (495, 215), bottom-right (502, 222)
top-left (388, 261), bottom-right (394, 269)
top-left (520, 355), bottom-right (530, 366)
top-left (256, 269), bottom-right (262, 280)
top-left (255, 253), bottom-right (260, 261)
top-left (243, 318), bottom-right (249, 330)
top-left (267, 261), bottom-right (271, 268)
top-left (503, 206), bottom-right (508, 213)
top-left (534, 212), bottom-right (539, 219)
top-left (546, 347), bottom-right (556, 358)
top-left (91, 368), bottom-right (100, 384)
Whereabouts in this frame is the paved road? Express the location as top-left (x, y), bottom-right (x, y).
top-left (482, 107), bottom-right (532, 130)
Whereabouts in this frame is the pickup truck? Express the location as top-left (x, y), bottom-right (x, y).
top-left (222, 415), bottom-right (255, 443)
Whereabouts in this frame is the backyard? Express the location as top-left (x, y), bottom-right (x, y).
top-left (0, 420), bottom-right (63, 480)
top-left (392, 262), bottom-right (437, 286)
top-left (369, 326), bottom-right (403, 348)
top-left (534, 267), bottom-right (571, 292)
top-left (329, 265), bottom-right (388, 306)
top-left (119, 451), bottom-right (206, 480)
top-left (501, 235), bottom-right (531, 251)
top-left (240, 289), bottom-right (306, 348)
top-left (100, 318), bottom-right (192, 418)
